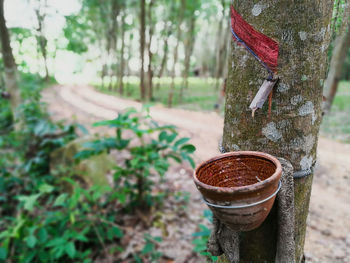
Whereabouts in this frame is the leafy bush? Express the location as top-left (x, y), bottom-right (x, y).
top-left (1, 85), bottom-right (195, 262)
top-left (0, 180), bottom-right (123, 262)
top-left (75, 107), bottom-right (196, 209)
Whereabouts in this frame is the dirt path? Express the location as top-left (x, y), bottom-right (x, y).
top-left (43, 85), bottom-right (350, 262)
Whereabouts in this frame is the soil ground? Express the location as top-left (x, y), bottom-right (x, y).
top-left (43, 85), bottom-right (350, 262)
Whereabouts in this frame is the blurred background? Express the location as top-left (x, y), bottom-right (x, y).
top-left (0, 0), bottom-right (349, 262)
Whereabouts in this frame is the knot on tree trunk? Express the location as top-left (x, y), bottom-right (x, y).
top-left (207, 158), bottom-right (295, 263)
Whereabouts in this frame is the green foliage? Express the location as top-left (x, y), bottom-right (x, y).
top-left (192, 210), bottom-right (218, 262)
top-left (63, 15), bottom-right (90, 54)
top-left (75, 107), bottom-right (196, 208)
top-left (133, 234), bottom-right (163, 262)
top-left (0, 73), bottom-right (77, 189)
top-left (0, 181), bottom-right (123, 262)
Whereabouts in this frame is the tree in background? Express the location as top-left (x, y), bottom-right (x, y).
top-left (179, 0), bottom-right (201, 102)
top-left (323, 1), bottom-right (350, 113)
top-left (146, 0), bottom-right (155, 101)
top-left (139, 0), bottom-right (146, 100)
top-left (214, 0), bottom-right (229, 91)
top-left (220, 0), bottom-right (334, 262)
top-left (0, 0), bottom-right (21, 125)
top-left (168, 0), bottom-right (185, 108)
top-left (34, 0), bottom-right (49, 81)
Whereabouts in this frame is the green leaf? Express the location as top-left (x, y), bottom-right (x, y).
top-left (112, 226), bottom-right (123, 238)
top-left (193, 245), bottom-right (207, 252)
top-left (77, 123), bottom-right (89, 135)
top-left (65, 242), bottom-right (76, 259)
top-left (0, 247), bottom-right (7, 260)
top-left (181, 144), bottom-right (196, 153)
top-left (39, 184), bottom-right (54, 194)
top-left (186, 156), bottom-right (195, 168)
top-left (37, 228), bottom-right (48, 243)
top-left (133, 254), bottom-right (142, 263)
top-left (141, 242), bottom-right (154, 255)
top-left (166, 133), bottom-right (177, 143)
top-left (167, 154), bottom-right (181, 163)
top-left (46, 238), bottom-right (66, 247)
top-left (26, 235), bottom-right (37, 248)
top-left (158, 131), bottom-right (167, 141)
top-left (18, 194), bottom-right (40, 211)
top-left (192, 231), bottom-right (210, 237)
top-left (53, 193), bottom-right (68, 207)
top-left (174, 137), bottom-right (190, 147)
top-left (192, 238), bottom-right (206, 245)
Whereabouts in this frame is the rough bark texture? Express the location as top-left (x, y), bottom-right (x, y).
top-left (323, 3), bottom-right (350, 113)
top-left (140, 0), bottom-right (146, 100)
top-left (0, 0), bottom-right (21, 120)
top-left (221, 1), bottom-right (334, 262)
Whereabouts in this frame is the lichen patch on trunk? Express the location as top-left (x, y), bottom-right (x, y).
top-left (262, 122), bottom-right (282, 142)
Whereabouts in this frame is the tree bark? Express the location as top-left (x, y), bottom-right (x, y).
top-left (168, 0), bottom-right (185, 108)
top-left (0, 0), bottom-right (21, 123)
top-left (140, 0), bottom-right (146, 100)
top-left (108, 0), bottom-right (119, 91)
top-left (214, 0), bottom-right (226, 91)
top-left (221, 1), bottom-right (334, 262)
top-left (34, 0), bottom-right (49, 81)
top-left (180, 15), bottom-right (196, 102)
top-left (156, 26), bottom-right (170, 91)
top-left (146, 0), bottom-right (154, 101)
top-left (323, 3), bottom-right (350, 113)
top-left (118, 11), bottom-right (126, 95)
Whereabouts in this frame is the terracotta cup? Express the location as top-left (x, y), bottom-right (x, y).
top-left (193, 151), bottom-right (282, 232)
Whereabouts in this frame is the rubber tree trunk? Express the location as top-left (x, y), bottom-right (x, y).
top-left (140, 0), bottom-right (146, 100)
top-left (0, 0), bottom-right (21, 123)
top-left (168, 0), bottom-right (185, 108)
top-left (323, 4), bottom-right (350, 114)
top-left (221, 1), bottom-right (334, 262)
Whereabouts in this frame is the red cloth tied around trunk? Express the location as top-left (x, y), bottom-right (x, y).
top-left (231, 6), bottom-right (279, 72)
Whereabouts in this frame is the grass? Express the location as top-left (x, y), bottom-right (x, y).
top-left (95, 76), bottom-right (223, 112)
top-left (94, 77), bottom-right (350, 143)
top-left (321, 81), bottom-right (350, 142)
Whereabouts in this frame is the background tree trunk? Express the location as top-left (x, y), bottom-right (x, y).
top-left (140, 0), bottom-right (146, 100)
top-left (118, 11), bottom-right (126, 95)
top-left (0, 0), bottom-right (21, 122)
top-left (34, 0), bottom-right (49, 81)
top-left (156, 26), bottom-right (170, 91)
top-left (168, 0), bottom-right (185, 108)
top-left (214, 0), bottom-right (226, 91)
top-left (323, 4), bottom-right (350, 113)
top-left (146, 0), bottom-right (154, 101)
top-left (180, 15), bottom-right (196, 102)
top-left (221, 1), bottom-right (334, 262)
